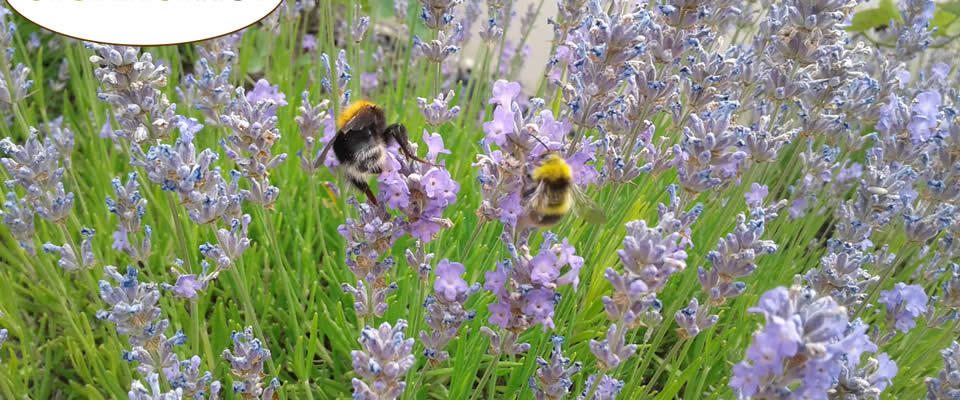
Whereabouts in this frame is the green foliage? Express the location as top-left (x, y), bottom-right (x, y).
top-left (0, 3), bottom-right (955, 401)
top-left (847, 0), bottom-right (902, 33)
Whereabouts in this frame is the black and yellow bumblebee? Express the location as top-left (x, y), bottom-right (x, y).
top-left (519, 145), bottom-right (607, 228)
top-left (318, 100), bottom-right (434, 205)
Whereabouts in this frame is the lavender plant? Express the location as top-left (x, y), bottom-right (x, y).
top-left (3, 0), bottom-right (960, 398)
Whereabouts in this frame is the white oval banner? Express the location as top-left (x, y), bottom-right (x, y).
top-left (6, 0), bottom-right (281, 46)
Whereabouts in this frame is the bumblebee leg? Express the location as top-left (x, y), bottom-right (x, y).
top-left (349, 177), bottom-right (379, 206)
top-left (385, 123), bottom-right (436, 166)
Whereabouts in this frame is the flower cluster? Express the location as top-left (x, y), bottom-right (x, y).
top-left (0, 192), bottom-right (36, 255)
top-left (106, 172), bottom-right (151, 263)
top-left (602, 186), bottom-right (701, 330)
top-left (878, 282), bottom-right (929, 334)
top-left (42, 227), bottom-right (96, 271)
top-left (417, 90), bottom-right (460, 127)
top-left (579, 374), bottom-right (624, 400)
top-left (97, 265), bottom-right (220, 398)
top-left (698, 190), bottom-right (785, 313)
top-left (128, 120), bottom-right (251, 279)
top-left (221, 327), bottom-right (280, 400)
top-left (529, 335), bottom-right (581, 400)
top-left (420, 259), bottom-right (478, 363)
top-left (0, 130), bottom-right (75, 225)
top-left (320, 49), bottom-right (352, 107)
top-left (339, 197), bottom-right (405, 318)
top-left (351, 320), bottom-right (416, 400)
top-left (294, 93), bottom-right (335, 175)
top-left (830, 352), bottom-right (897, 400)
top-left (177, 33), bottom-right (243, 125)
top-left (926, 341), bottom-right (960, 399)
top-left (87, 44), bottom-right (177, 145)
top-left (219, 86), bottom-right (288, 208)
top-left (377, 133), bottom-right (458, 242)
top-left (483, 231), bottom-right (584, 336)
top-left (0, 5), bottom-right (33, 112)
top-left (729, 280), bottom-right (891, 399)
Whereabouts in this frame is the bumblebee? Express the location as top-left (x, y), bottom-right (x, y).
top-left (520, 151), bottom-right (606, 228)
top-left (318, 100), bottom-right (433, 205)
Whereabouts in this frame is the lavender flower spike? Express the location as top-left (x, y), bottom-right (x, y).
top-left (579, 375), bottom-right (624, 400)
top-left (129, 372), bottom-right (183, 400)
top-left (42, 227), bottom-right (96, 271)
top-left (878, 282), bottom-right (928, 334)
top-left (926, 341), bottom-right (960, 399)
top-left (222, 327), bottom-right (280, 400)
top-left (421, 259), bottom-right (479, 362)
top-left (588, 323), bottom-right (637, 370)
top-left (832, 352), bottom-right (897, 400)
top-left (1, 193), bottom-right (36, 255)
top-left (729, 279), bottom-right (878, 399)
top-left (351, 320), bottom-right (416, 400)
top-left (674, 298), bottom-right (718, 339)
top-left (530, 335), bottom-right (582, 400)
top-left (417, 90), bottom-right (461, 127)
top-left (96, 265), bottom-right (163, 347)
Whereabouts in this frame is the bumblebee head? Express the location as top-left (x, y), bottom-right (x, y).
top-left (532, 152), bottom-right (573, 183)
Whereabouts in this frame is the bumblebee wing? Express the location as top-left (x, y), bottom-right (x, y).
top-left (571, 184), bottom-right (607, 224)
top-left (316, 136), bottom-right (336, 168)
top-left (528, 181), bottom-right (551, 211)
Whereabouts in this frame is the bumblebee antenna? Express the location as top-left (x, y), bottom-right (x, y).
top-left (528, 134), bottom-right (556, 153)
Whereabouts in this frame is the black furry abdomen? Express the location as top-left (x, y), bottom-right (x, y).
top-left (333, 127), bottom-right (384, 177)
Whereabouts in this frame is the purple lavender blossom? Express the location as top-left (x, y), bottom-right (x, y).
top-left (351, 320), bottom-right (415, 400)
top-left (832, 352), bottom-right (897, 399)
top-left (171, 274), bottom-right (204, 299)
top-left (483, 232), bottom-right (584, 334)
top-left (352, 15), bottom-right (371, 42)
top-left (421, 259), bottom-right (478, 362)
top-left (42, 227), bottom-right (96, 271)
top-left (376, 145), bottom-right (459, 243)
top-left (167, 355), bottom-right (221, 399)
top-left (220, 87), bottom-right (287, 207)
top-left (530, 336), bottom-right (581, 400)
top-left (106, 172), bottom-right (151, 262)
top-left (730, 281), bottom-right (879, 399)
top-left (1, 130), bottom-right (75, 224)
top-left (588, 323), bottom-right (637, 370)
top-left (674, 298), bottom-right (718, 339)
top-left (744, 183), bottom-right (769, 208)
top-left (222, 327), bottom-right (279, 400)
top-left (294, 92), bottom-right (336, 174)
top-left (698, 207), bottom-right (782, 308)
top-left (417, 91), bottom-right (461, 126)
top-left (1, 193), bottom-right (36, 255)
top-left (412, 24), bottom-right (463, 64)
top-left (129, 373), bottom-right (183, 400)
top-left (245, 79), bottom-right (288, 118)
top-left (321, 49), bottom-right (353, 107)
top-left (0, 62), bottom-right (32, 108)
top-left (926, 341), bottom-right (960, 399)
top-left (878, 282), bottom-right (929, 334)
top-left (87, 45), bottom-right (177, 144)
top-left (97, 265), bottom-right (163, 346)
top-left (339, 198), bottom-right (405, 318)
top-left (418, 0), bottom-right (462, 31)
top-left (580, 374), bottom-right (624, 400)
